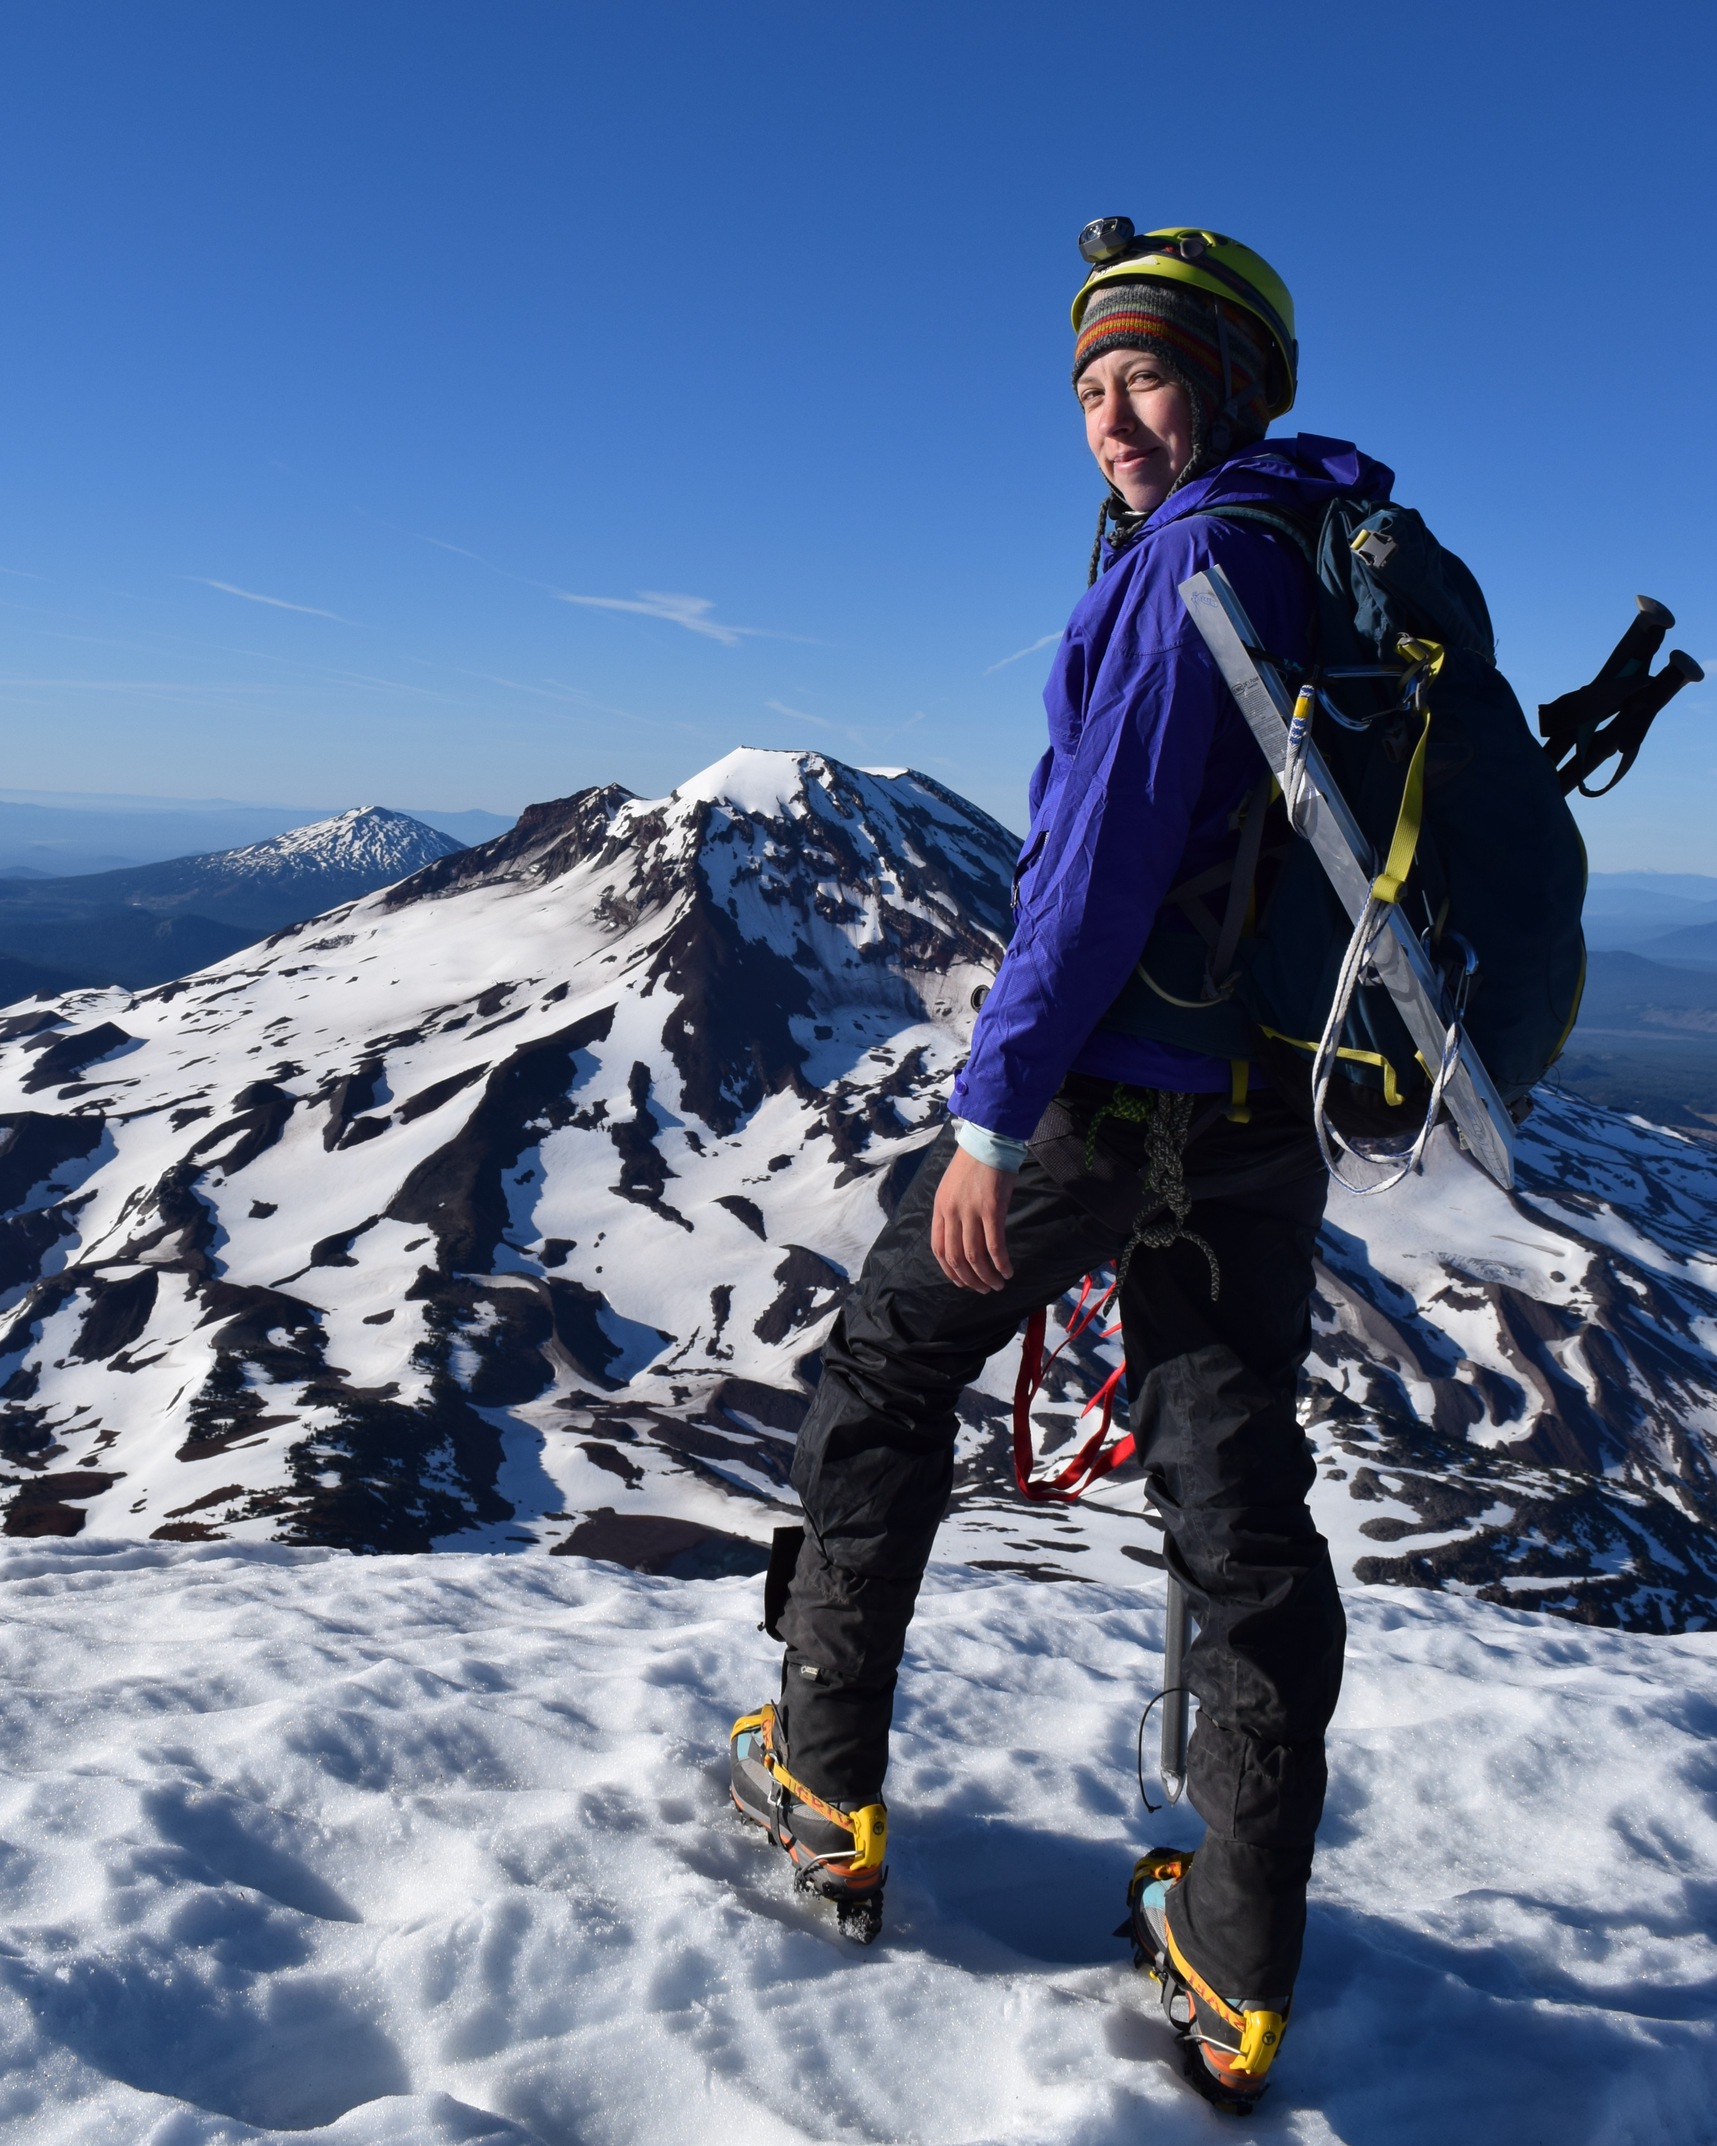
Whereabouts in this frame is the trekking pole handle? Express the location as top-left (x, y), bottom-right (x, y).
top-left (1567, 648), bottom-right (1706, 797)
top-left (1538, 593), bottom-right (1676, 750)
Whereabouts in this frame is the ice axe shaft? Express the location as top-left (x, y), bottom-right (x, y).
top-left (1160, 1572), bottom-right (1191, 1804)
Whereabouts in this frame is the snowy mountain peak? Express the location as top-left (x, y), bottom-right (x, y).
top-left (213, 806), bottom-right (463, 884)
top-left (0, 751), bottom-right (1017, 1557)
top-left (0, 748), bottom-right (1713, 1633)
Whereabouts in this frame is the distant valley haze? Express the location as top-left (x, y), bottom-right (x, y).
top-left (0, 788), bottom-right (514, 878)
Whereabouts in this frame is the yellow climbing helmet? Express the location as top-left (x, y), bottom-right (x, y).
top-left (1071, 220), bottom-right (1298, 418)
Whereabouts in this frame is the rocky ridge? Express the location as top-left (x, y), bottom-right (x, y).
top-left (0, 747), bottom-right (1712, 1629)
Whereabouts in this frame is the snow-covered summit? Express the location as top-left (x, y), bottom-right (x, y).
top-left (206, 804), bottom-right (462, 884)
top-left (0, 746), bottom-right (1712, 1629)
top-left (0, 750), bottom-right (1014, 1558)
top-left (0, 805), bottom-right (466, 956)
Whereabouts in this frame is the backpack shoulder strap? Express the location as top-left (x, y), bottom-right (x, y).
top-left (1191, 500), bottom-right (1320, 570)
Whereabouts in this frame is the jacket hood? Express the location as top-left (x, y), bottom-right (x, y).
top-left (1153, 433), bottom-right (1395, 526)
top-left (1099, 435), bottom-right (1396, 568)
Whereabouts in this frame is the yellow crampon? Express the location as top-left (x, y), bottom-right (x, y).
top-left (730, 1704), bottom-right (888, 1874)
top-left (1130, 1847), bottom-right (1288, 2084)
top-left (1161, 1918), bottom-right (1289, 2080)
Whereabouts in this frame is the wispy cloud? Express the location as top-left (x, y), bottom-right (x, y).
top-left (984, 631), bottom-right (1062, 675)
top-left (356, 511), bottom-right (497, 569)
top-left (361, 511), bottom-right (816, 650)
top-left (554, 588), bottom-right (785, 648)
top-left (765, 698), bottom-right (834, 732)
top-left (191, 578), bottom-right (350, 622)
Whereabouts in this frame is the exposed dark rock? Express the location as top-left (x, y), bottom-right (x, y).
top-left (551, 1506), bottom-right (770, 1578)
top-left (0, 1009), bottom-right (65, 1042)
top-left (716, 1194), bottom-right (766, 1240)
top-left (190, 1081), bottom-right (296, 1175)
top-left (379, 785), bottom-right (636, 907)
top-left (118, 1163), bottom-right (218, 1278)
top-left (3, 1470), bottom-right (119, 1537)
top-left (578, 1440), bottom-right (644, 1488)
top-left (322, 1059), bottom-right (385, 1151)
top-left (309, 1216), bottom-right (381, 1268)
top-left (753, 1245), bottom-right (848, 1346)
top-left (264, 1376), bottom-right (512, 1553)
top-left (0, 1111), bottom-right (105, 1210)
top-left (544, 1276), bottom-right (667, 1391)
top-left (607, 1062), bottom-right (690, 1229)
top-left (0, 1405), bottom-right (57, 1465)
top-left (650, 878), bottom-right (812, 1136)
top-left (434, 1282), bottom-right (555, 1409)
top-left (0, 1202), bottom-right (86, 1300)
top-left (389, 1007), bottom-right (615, 1270)
top-left (177, 1357), bottom-right (288, 1461)
top-left (23, 1024), bottom-right (134, 1094)
top-left (707, 1377), bottom-right (808, 1437)
top-left (396, 1064), bottom-right (487, 1123)
top-left (71, 1271), bottom-right (159, 1361)
top-left (162, 1482), bottom-right (245, 1519)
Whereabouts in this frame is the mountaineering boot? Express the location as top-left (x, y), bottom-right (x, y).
top-left (729, 1702), bottom-right (887, 1944)
top-left (1121, 1849), bottom-right (1290, 2114)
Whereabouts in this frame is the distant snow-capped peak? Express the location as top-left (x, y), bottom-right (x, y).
top-left (211, 806), bottom-right (462, 883)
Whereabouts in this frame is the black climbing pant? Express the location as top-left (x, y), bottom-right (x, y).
top-left (777, 1080), bottom-right (1344, 2001)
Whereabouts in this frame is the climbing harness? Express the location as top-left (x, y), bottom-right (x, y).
top-left (1012, 1089), bottom-right (1220, 1503)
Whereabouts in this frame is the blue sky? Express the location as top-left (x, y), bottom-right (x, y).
top-left (1, 1), bottom-right (1712, 865)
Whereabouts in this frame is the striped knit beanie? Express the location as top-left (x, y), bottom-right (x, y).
top-left (1072, 279), bottom-right (1272, 455)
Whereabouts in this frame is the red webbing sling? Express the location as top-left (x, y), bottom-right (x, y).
top-left (1011, 1271), bottom-right (1134, 1504)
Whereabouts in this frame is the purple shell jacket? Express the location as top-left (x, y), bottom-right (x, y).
top-left (950, 434), bottom-right (1397, 1143)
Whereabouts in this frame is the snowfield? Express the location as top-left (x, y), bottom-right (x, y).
top-left (4, 746), bottom-right (1717, 2139)
top-left (0, 1539), bottom-right (1712, 2145)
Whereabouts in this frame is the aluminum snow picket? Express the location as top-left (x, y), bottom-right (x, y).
top-left (1178, 566), bottom-right (1517, 1192)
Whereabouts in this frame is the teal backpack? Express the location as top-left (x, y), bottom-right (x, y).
top-left (1103, 498), bottom-right (1590, 1155)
